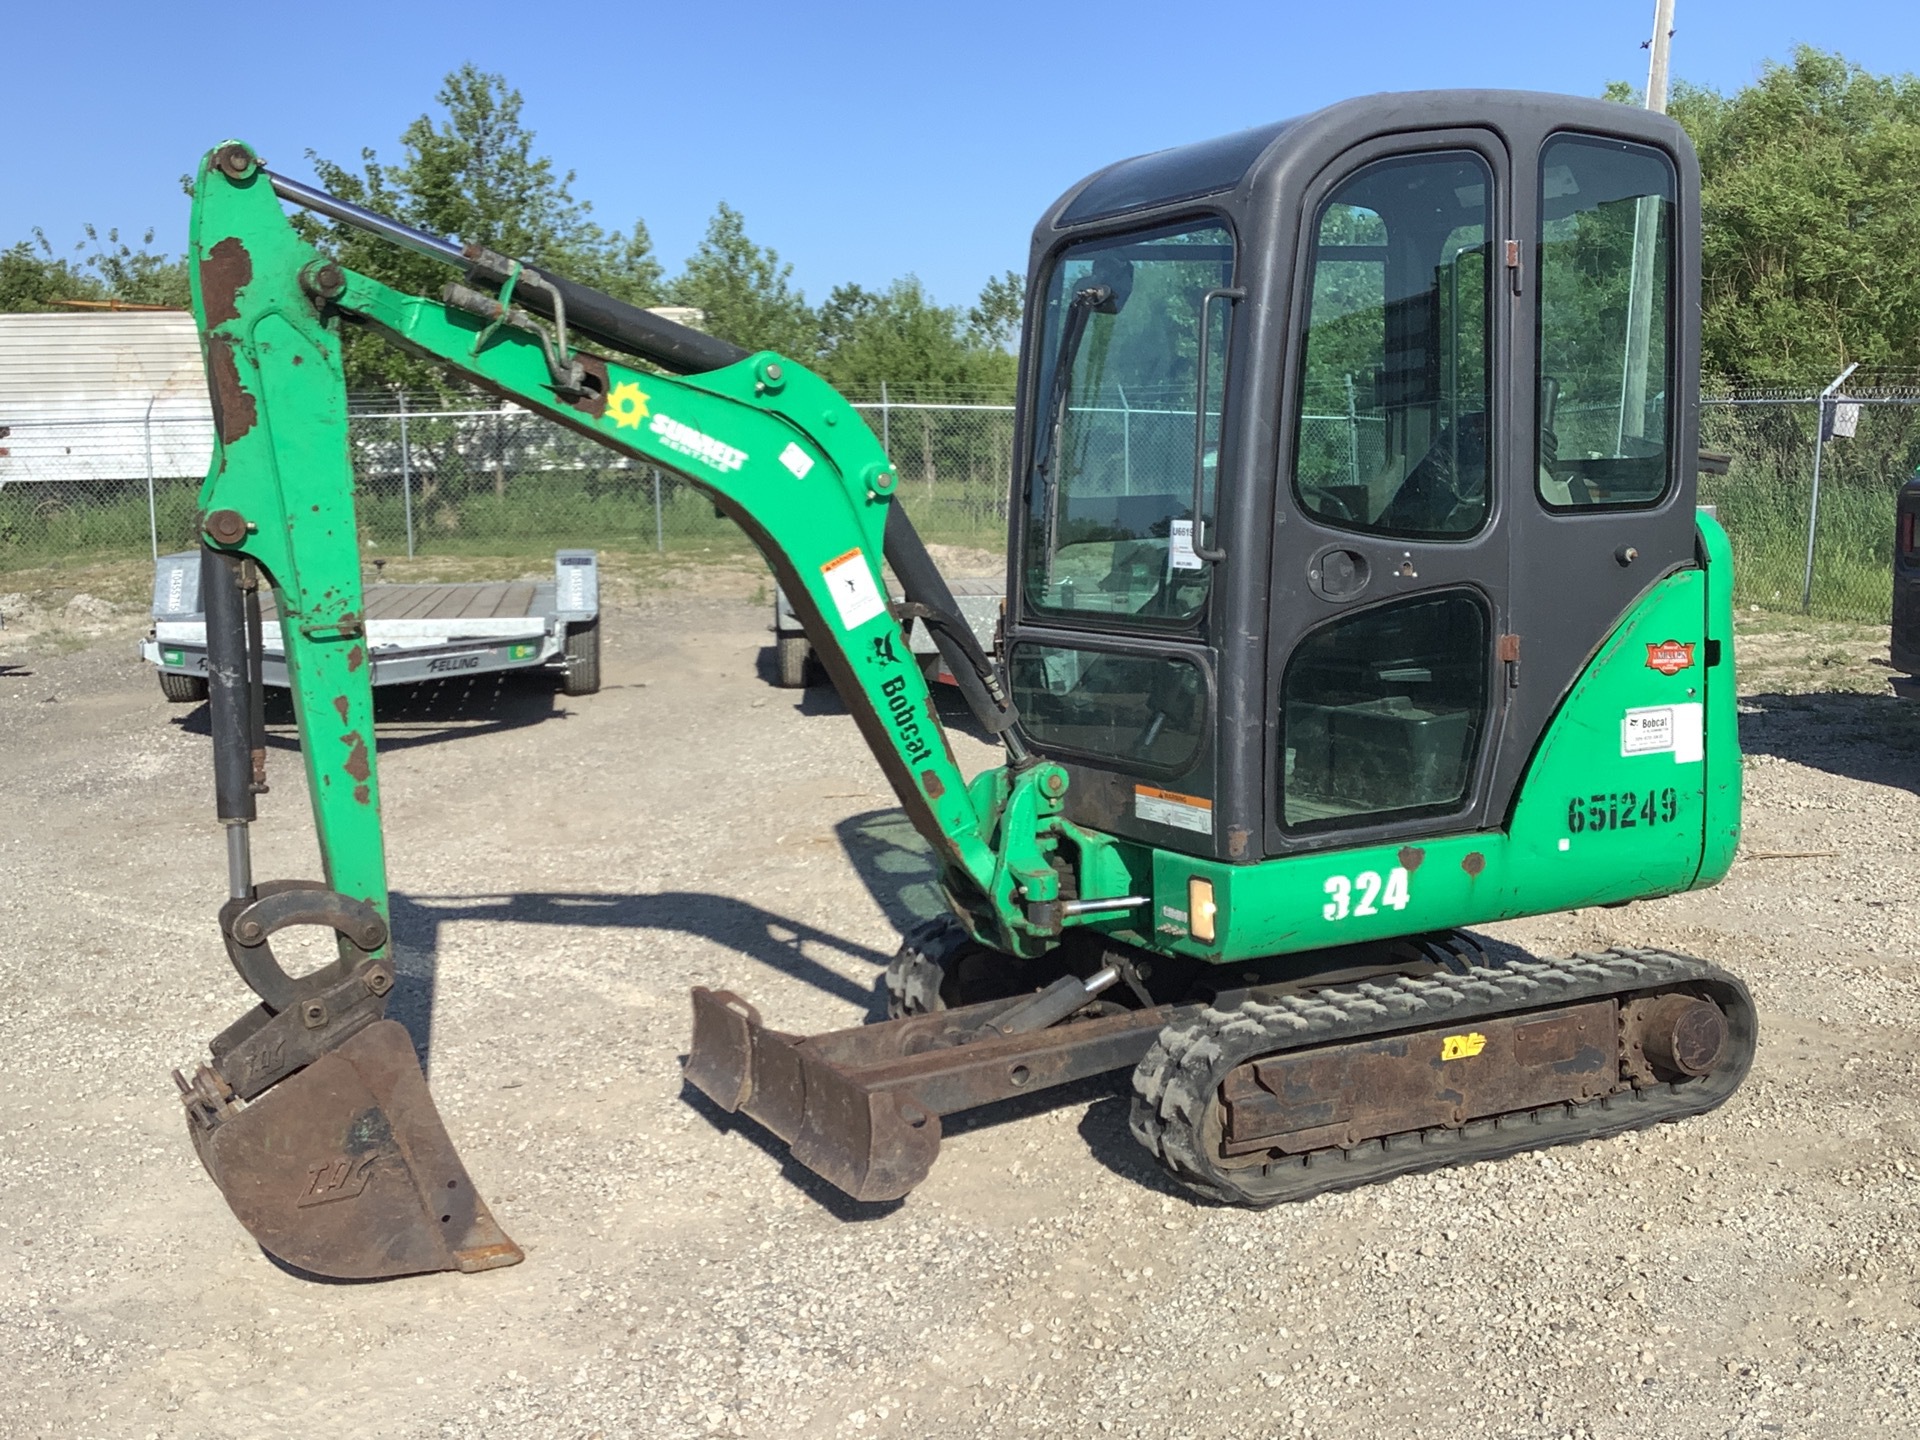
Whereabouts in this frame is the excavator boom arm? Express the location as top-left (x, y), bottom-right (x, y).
top-left (188, 142), bottom-right (1114, 951)
top-left (175, 140), bottom-right (1136, 1278)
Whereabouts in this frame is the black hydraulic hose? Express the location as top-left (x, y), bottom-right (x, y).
top-left (201, 546), bottom-right (256, 823)
top-left (462, 249), bottom-right (748, 376)
top-left (264, 172), bottom-right (748, 377)
top-left (882, 505), bottom-right (1025, 753)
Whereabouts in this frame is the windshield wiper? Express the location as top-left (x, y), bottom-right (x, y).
top-left (1032, 283), bottom-right (1109, 583)
top-left (1033, 283), bottom-right (1110, 483)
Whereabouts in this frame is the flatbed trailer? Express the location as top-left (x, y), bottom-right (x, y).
top-left (771, 574), bottom-right (1001, 688)
top-left (140, 549), bottom-right (601, 700)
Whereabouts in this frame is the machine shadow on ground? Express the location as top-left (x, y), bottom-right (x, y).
top-left (384, 889), bottom-right (896, 1073)
top-left (168, 674), bottom-right (570, 753)
top-left (1739, 689), bottom-right (1920, 791)
top-left (676, 1080), bottom-right (909, 1223)
top-left (835, 808), bottom-right (952, 944)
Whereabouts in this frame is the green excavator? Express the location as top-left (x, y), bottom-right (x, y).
top-left (171, 90), bottom-right (1754, 1280)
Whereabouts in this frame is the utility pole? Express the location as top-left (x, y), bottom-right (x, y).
top-left (1619, 0), bottom-right (1677, 447)
top-left (1645, 0), bottom-right (1676, 113)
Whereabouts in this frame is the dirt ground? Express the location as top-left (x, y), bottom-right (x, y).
top-left (1, 571), bottom-right (1917, 1440)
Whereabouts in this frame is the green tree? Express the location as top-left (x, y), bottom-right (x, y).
top-left (1661, 48), bottom-right (1920, 383)
top-left (0, 227), bottom-right (187, 312)
top-left (817, 276), bottom-right (1007, 399)
top-left (309, 64), bottom-right (664, 393)
top-left (966, 270), bottom-right (1025, 350)
top-left (666, 203), bottom-right (815, 357)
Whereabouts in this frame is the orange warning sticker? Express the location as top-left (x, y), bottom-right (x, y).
top-left (1134, 784), bottom-right (1213, 834)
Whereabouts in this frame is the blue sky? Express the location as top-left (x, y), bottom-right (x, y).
top-left (4, 1), bottom-right (1917, 311)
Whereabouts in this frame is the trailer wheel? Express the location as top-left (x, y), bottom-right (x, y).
top-left (158, 672), bottom-right (208, 704)
top-left (775, 634), bottom-right (813, 689)
top-left (561, 618), bottom-right (601, 696)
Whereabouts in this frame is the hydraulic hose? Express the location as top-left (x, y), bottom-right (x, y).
top-left (882, 504), bottom-right (1024, 750)
top-left (264, 171), bottom-right (748, 378)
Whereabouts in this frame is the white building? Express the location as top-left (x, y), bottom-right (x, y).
top-left (0, 311), bottom-right (214, 486)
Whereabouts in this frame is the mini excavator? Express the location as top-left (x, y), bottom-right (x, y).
top-left (172, 91), bottom-right (1754, 1279)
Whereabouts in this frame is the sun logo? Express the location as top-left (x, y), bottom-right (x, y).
top-left (606, 380), bottom-right (651, 430)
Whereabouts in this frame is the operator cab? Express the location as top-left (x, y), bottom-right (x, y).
top-left (1005, 91), bottom-right (1700, 863)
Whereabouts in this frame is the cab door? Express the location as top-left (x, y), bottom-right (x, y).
top-left (1263, 132), bottom-right (1514, 856)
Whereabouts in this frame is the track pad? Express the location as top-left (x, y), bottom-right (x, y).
top-left (187, 1020), bottom-right (523, 1279)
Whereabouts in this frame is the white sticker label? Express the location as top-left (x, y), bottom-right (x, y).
top-left (820, 549), bottom-right (886, 631)
top-left (1672, 701), bottom-right (1704, 764)
top-left (1134, 784), bottom-right (1213, 834)
top-left (779, 442), bottom-right (815, 480)
top-left (1622, 706), bottom-right (1674, 755)
top-left (649, 412), bottom-right (747, 473)
top-left (1167, 519), bottom-right (1203, 572)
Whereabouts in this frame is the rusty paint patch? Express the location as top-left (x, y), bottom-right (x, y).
top-left (333, 696), bottom-right (350, 722)
top-left (353, 784), bottom-right (371, 807)
top-left (1461, 851), bottom-right (1485, 878)
top-left (206, 335), bottom-right (258, 445)
top-left (920, 769), bottom-right (945, 799)
top-left (199, 236), bottom-right (251, 327)
top-left (1397, 845), bottom-right (1425, 874)
top-left (342, 733), bottom-right (371, 783)
top-left (566, 355), bottom-right (609, 419)
top-left (346, 646), bottom-right (366, 673)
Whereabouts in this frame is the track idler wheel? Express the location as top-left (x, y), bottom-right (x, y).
top-left (883, 915), bottom-right (1037, 1018)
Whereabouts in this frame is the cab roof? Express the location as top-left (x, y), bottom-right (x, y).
top-left (1051, 90), bottom-right (1691, 229)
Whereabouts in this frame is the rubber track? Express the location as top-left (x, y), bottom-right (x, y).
top-left (1129, 947), bottom-right (1758, 1207)
top-left (884, 918), bottom-right (957, 1019)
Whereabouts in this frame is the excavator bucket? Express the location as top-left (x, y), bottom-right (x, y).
top-left (179, 1020), bottom-right (522, 1279)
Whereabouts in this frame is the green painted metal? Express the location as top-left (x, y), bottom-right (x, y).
top-left (1696, 510), bottom-right (1743, 886)
top-left (186, 139), bottom-right (1740, 984)
top-left (1094, 550), bottom-right (1737, 964)
top-left (189, 146), bottom-right (389, 946)
top-left (186, 142), bottom-right (1130, 962)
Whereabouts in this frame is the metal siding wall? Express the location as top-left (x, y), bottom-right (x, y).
top-left (0, 313), bottom-right (213, 482)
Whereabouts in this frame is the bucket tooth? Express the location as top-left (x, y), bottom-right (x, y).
top-left (184, 1019), bottom-right (522, 1279)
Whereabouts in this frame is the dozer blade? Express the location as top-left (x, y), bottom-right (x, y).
top-left (182, 1020), bottom-right (523, 1279)
top-left (685, 985), bottom-right (1175, 1203)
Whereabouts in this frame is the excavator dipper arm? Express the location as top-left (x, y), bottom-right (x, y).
top-left (174, 142), bottom-right (1135, 1276)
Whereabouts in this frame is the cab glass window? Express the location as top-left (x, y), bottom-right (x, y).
top-left (1293, 152), bottom-right (1492, 540)
top-left (1281, 591), bottom-right (1489, 831)
top-left (1010, 643), bottom-right (1206, 774)
top-left (1023, 221), bottom-right (1235, 626)
top-left (1536, 135), bottom-right (1676, 509)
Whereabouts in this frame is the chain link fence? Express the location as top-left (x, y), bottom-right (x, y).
top-left (7, 386), bottom-right (1920, 624)
top-left (1698, 384), bottom-right (1920, 621)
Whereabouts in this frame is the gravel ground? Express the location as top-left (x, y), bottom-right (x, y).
top-left (1, 577), bottom-right (1916, 1440)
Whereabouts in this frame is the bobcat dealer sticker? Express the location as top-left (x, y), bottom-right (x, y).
top-left (1622, 702), bottom-right (1705, 763)
top-left (1645, 639), bottom-right (1696, 675)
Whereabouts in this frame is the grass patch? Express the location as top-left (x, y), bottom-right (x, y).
top-left (1731, 609), bottom-right (1893, 696)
